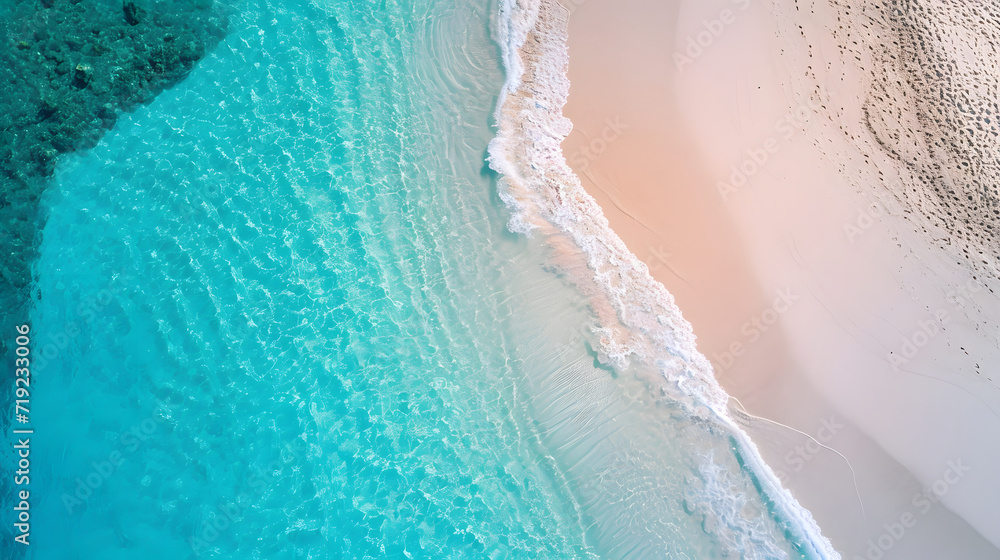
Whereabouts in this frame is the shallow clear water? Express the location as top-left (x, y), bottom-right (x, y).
top-left (12, 0), bottom-right (820, 558)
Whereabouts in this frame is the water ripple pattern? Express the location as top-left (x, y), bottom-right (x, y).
top-left (16, 0), bottom-right (833, 559)
top-left (28, 1), bottom-right (587, 557)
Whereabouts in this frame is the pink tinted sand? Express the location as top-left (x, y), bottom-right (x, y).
top-left (559, 0), bottom-right (1000, 556)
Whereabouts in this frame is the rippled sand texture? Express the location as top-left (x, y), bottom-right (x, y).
top-left (806, 0), bottom-right (1000, 275)
top-left (562, 0), bottom-right (1000, 555)
top-left (699, 0), bottom-right (1000, 552)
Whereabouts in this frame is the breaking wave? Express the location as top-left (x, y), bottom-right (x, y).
top-left (486, 1), bottom-right (842, 557)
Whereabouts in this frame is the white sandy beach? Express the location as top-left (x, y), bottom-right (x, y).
top-left (560, 0), bottom-right (1000, 557)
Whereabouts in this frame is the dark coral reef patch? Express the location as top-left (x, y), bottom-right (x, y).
top-left (0, 0), bottom-right (227, 326)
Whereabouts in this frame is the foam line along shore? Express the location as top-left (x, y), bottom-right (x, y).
top-left (487, 0), bottom-right (840, 557)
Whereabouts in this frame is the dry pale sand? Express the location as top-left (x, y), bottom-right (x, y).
top-left (560, 0), bottom-right (1000, 557)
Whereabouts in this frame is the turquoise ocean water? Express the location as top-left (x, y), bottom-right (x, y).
top-left (6, 0), bottom-right (833, 558)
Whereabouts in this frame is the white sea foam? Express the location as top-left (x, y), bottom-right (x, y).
top-left (487, 0), bottom-right (841, 557)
